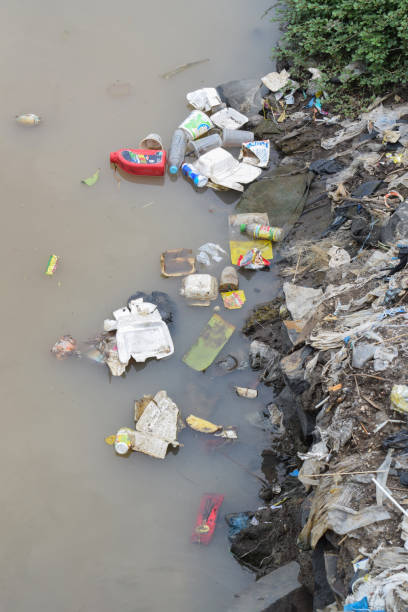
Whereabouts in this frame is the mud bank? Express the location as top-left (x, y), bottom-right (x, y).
top-left (229, 87), bottom-right (408, 611)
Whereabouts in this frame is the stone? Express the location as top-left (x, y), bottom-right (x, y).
top-left (280, 346), bottom-right (314, 395)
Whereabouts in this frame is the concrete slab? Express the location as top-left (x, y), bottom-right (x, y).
top-left (227, 561), bottom-right (312, 612)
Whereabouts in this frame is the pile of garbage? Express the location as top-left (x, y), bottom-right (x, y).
top-left (227, 90), bottom-right (408, 609)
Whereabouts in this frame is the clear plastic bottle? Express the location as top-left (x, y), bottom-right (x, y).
top-left (240, 223), bottom-right (284, 242)
top-left (168, 128), bottom-right (189, 174)
top-left (181, 163), bottom-right (208, 188)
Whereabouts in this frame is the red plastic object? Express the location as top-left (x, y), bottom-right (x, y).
top-left (110, 148), bottom-right (166, 176)
top-left (191, 493), bottom-right (224, 545)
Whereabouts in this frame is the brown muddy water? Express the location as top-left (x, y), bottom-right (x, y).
top-left (0, 2), bottom-right (280, 610)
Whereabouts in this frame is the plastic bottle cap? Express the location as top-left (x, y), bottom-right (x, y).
top-left (115, 441), bottom-right (130, 455)
top-left (240, 223), bottom-right (247, 233)
top-left (169, 166), bottom-right (178, 175)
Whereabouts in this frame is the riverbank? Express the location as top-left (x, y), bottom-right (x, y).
top-left (228, 83), bottom-right (408, 610)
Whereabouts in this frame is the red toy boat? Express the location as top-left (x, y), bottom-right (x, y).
top-left (110, 148), bottom-right (166, 176)
top-left (191, 493), bottom-right (224, 545)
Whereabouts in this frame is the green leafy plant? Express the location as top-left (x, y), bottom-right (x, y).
top-left (270, 0), bottom-right (408, 114)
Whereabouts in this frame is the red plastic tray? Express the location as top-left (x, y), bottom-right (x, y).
top-left (191, 493), bottom-right (224, 545)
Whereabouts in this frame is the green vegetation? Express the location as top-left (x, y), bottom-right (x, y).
top-left (270, 0), bottom-right (408, 114)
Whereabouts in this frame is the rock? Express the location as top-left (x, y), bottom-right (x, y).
top-left (280, 346), bottom-right (314, 395)
top-left (352, 343), bottom-right (376, 368)
top-left (275, 127), bottom-right (320, 154)
top-left (381, 201), bottom-right (408, 245)
top-left (216, 78), bottom-right (264, 120)
top-left (227, 561), bottom-right (312, 612)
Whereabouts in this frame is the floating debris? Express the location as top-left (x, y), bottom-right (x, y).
top-left (81, 169), bottom-right (100, 186)
top-left (161, 58), bottom-right (209, 79)
top-left (16, 113), bottom-right (41, 126)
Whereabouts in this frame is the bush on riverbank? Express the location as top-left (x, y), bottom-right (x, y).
top-left (271, 0), bottom-right (408, 114)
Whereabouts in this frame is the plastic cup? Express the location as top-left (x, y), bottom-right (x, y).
top-left (139, 133), bottom-right (163, 150)
top-left (222, 128), bottom-right (255, 147)
top-left (188, 133), bottom-right (222, 157)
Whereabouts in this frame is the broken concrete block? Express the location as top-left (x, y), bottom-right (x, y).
top-left (227, 561), bottom-right (312, 612)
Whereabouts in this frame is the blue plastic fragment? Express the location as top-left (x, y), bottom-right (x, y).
top-left (227, 513), bottom-right (251, 540)
top-left (305, 97), bottom-right (315, 108)
top-left (315, 97), bottom-right (322, 111)
top-left (289, 469), bottom-right (299, 477)
top-left (344, 596), bottom-right (369, 610)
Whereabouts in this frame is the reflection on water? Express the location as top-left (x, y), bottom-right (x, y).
top-left (0, 1), bottom-right (280, 610)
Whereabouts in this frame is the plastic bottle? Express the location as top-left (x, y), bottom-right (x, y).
top-left (188, 133), bottom-right (222, 157)
top-left (168, 129), bottom-right (189, 174)
top-left (240, 223), bottom-right (284, 242)
top-left (181, 163), bottom-right (208, 188)
top-left (114, 427), bottom-right (135, 455)
top-left (110, 148), bottom-right (166, 176)
top-left (222, 128), bottom-right (255, 147)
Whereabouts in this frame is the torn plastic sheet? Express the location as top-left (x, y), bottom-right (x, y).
top-left (309, 306), bottom-right (406, 350)
top-left (239, 140), bottom-right (270, 168)
top-left (196, 242), bottom-right (227, 266)
top-left (321, 103), bottom-right (408, 150)
top-left (298, 454), bottom-right (391, 549)
top-left (210, 107), bottom-right (248, 130)
top-left (194, 147), bottom-right (261, 192)
top-left (345, 563), bottom-right (408, 611)
top-left (326, 152), bottom-right (381, 190)
top-left (104, 298), bottom-right (174, 368)
top-left (186, 87), bottom-right (222, 112)
top-left (283, 282), bottom-right (323, 321)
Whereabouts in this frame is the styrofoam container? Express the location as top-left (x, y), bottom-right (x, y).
top-left (180, 274), bottom-right (218, 306)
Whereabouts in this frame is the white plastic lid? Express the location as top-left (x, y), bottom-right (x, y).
top-left (115, 441), bottom-right (130, 455)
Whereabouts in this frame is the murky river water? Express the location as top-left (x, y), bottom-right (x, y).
top-left (1, 2), bottom-right (280, 610)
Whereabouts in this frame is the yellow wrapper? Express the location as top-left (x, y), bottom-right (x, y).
top-left (229, 240), bottom-right (272, 265)
top-left (221, 290), bottom-right (246, 309)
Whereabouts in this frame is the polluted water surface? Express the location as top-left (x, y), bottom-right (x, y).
top-left (0, 1), bottom-right (281, 611)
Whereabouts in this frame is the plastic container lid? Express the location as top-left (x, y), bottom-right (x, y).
top-left (115, 441), bottom-right (130, 455)
top-left (169, 166), bottom-right (178, 174)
